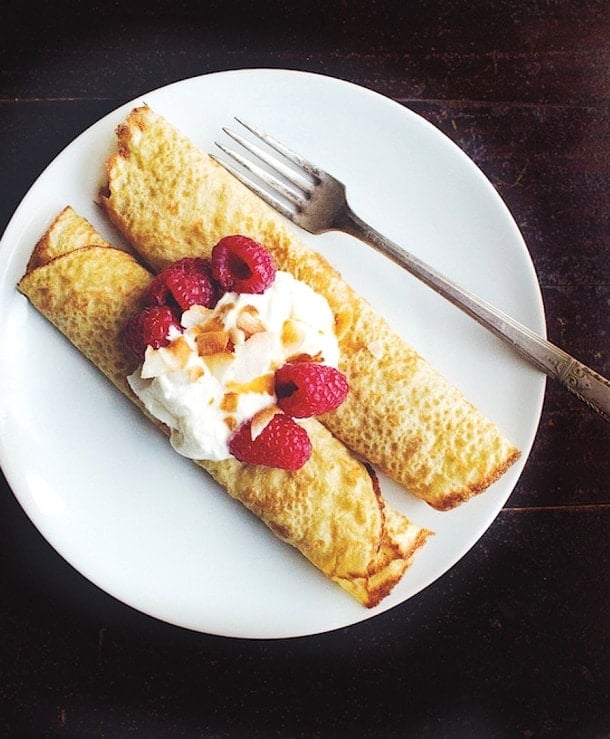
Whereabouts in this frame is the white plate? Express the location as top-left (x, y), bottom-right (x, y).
top-left (0, 70), bottom-right (545, 639)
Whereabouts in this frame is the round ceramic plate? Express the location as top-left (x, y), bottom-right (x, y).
top-left (0, 69), bottom-right (545, 639)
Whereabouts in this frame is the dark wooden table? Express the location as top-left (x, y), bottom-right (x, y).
top-left (1, 2), bottom-right (608, 737)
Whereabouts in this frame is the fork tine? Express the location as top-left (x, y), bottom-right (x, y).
top-left (234, 118), bottom-right (322, 179)
top-left (209, 153), bottom-right (297, 222)
top-left (214, 141), bottom-right (307, 209)
top-left (222, 127), bottom-right (313, 193)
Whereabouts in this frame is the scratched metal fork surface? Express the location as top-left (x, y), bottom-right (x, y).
top-left (212, 121), bottom-right (610, 421)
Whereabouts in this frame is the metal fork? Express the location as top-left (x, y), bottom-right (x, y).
top-left (212, 119), bottom-right (610, 422)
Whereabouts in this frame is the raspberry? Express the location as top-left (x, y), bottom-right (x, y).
top-left (275, 362), bottom-right (349, 418)
top-left (211, 235), bottom-right (276, 294)
top-left (146, 257), bottom-right (217, 312)
top-left (228, 414), bottom-right (312, 470)
top-left (123, 305), bottom-right (181, 361)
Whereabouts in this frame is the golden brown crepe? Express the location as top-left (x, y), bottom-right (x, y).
top-left (26, 205), bottom-right (111, 271)
top-left (101, 105), bottom-right (520, 509)
top-left (18, 217), bottom-right (431, 607)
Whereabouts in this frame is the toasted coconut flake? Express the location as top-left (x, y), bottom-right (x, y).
top-left (204, 351), bottom-right (234, 381)
top-left (181, 304), bottom-right (214, 329)
top-left (221, 392), bottom-right (239, 413)
top-left (217, 300), bottom-right (236, 317)
top-left (228, 326), bottom-right (246, 346)
top-left (224, 415), bottom-right (237, 431)
top-left (226, 373), bottom-right (275, 395)
top-left (199, 316), bottom-right (226, 334)
top-left (236, 305), bottom-right (266, 336)
top-left (141, 346), bottom-right (175, 378)
top-left (162, 335), bottom-right (191, 369)
top-left (250, 405), bottom-right (282, 440)
top-left (286, 351), bottom-right (323, 364)
top-left (188, 365), bottom-right (205, 382)
top-left (232, 331), bottom-right (276, 382)
top-left (196, 329), bottom-right (229, 356)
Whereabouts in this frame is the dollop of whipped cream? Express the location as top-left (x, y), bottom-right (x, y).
top-left (128, 271), bottom-right (339, 461)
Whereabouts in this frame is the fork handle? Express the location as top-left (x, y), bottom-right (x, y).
top-left (341, 207), bottom-right (610, 422)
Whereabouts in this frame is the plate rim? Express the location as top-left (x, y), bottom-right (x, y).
top-left (0, 68), bottom-right (546, 639)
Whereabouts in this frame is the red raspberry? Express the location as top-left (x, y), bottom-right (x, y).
top-left (146, 257), bottom-right (217, 312)
top-left (211, 235), bottom-right (276, 294)
top-left (228, 414), bottom-right (312, 470)
top-left (123, 305), bottom-right (181, 361)
top-left (275, 362), bottom-right (349, 418)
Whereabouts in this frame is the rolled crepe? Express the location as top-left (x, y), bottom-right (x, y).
top-left (18, 214), bottom-right (431, 607)
top-left (26, 204), bottom-right (112, 271)
top-left (101, 106), bottom-right (520, 509)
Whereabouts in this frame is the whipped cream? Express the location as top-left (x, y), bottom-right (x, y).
top-left (128, 271), bottom-right (339, 461)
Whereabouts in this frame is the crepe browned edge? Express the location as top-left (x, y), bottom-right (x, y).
top-left (100, 105), bottom-right (520, 510)
top-left (17, 230), bottom-right (431, 608)
top-left (26, 205), bottom-right (112, 271)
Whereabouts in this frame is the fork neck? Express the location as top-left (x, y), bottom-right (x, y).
top-left (333, 202), bottom-right (365, 236)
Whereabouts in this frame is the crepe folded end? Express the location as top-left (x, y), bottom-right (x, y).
top-left (205, 423), bottom-right (432, 608)
top-left (101, 105), bottom-right (520, 510)
top-left (18, 245), bottom-right (148, 398)
top-left (26, 205), bottom-right (112, 272)
top-left (17, 234), bottom-right (431, 607)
